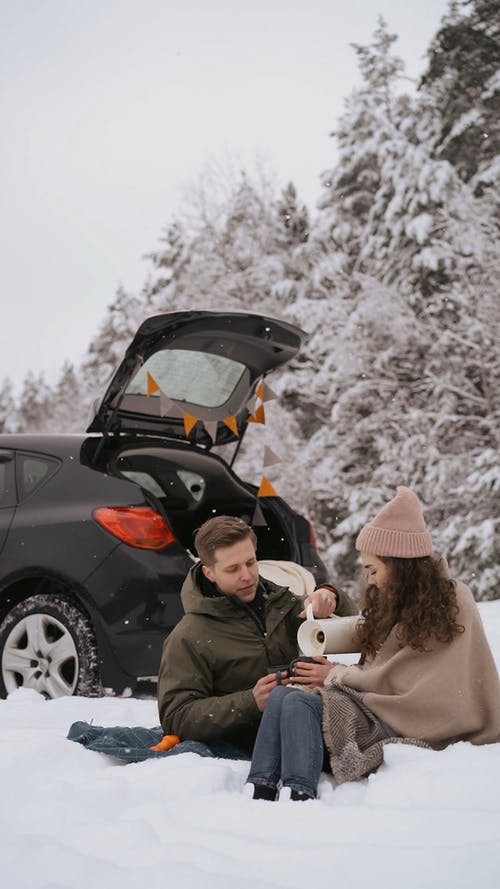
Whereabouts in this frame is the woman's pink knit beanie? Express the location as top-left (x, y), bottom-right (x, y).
top-left (355, 487), bottom-right (433, 558)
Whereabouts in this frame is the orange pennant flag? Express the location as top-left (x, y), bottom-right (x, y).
top-left (147, 372), bottom-right (160, 396)
top-left (223, 416), bottom-right (239, 436)
top-left (257, 476), bottom-right (278, 498)
top-left (247, 404), bottom-right (266, 425)
top-left (255, 381), bottom-right (264, 400)
top-left (183, 413), bottom-right (198, 436)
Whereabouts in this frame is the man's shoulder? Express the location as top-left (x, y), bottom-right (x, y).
top-left (163, 610), bottom-right (207, 643)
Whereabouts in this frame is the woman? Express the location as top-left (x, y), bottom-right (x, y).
top-left (245, 487), bottom-right (500, 801)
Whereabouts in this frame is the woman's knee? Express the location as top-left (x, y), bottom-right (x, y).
top-left (282, 690), bottom-right (323, 718)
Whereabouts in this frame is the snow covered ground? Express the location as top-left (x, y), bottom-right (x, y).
top-left (1, 602), bottom-right (499, 889)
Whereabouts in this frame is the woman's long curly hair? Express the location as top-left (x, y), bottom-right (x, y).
top-left (357, 556), bottom-right (464, 660)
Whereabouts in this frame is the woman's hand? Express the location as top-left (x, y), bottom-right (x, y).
top-left (288, 656), bottom-right (332, 688)
top-left (299, 587), bottom-right (337, 619)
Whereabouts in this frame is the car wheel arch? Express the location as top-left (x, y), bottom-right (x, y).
top-left (0, 571), bottom-right (96, 626)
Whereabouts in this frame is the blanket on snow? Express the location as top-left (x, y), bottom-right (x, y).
top-left (67, 722), bottom-right (250, 763)
top-left (317, 684), bottom-right (429, 784)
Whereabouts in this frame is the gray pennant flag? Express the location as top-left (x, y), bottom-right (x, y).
top-left (261, 382), bottom-right (278, 403)
top-left (263, 446), bottom-right (281, 467)
top-left (204, 420), bottom-right (218, 443)
top-left (251, 502), bottom-right (268, 527)
top-left (160, 391), bottom-right (183, 417)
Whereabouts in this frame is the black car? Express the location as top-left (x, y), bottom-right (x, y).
top-left (0, 311), bottom-right (326, 699)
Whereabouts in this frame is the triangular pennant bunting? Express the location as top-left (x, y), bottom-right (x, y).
top-left (251, 502), bottom-right (268, 527)
top-left (247, 404), bottom-right (266, 425)
top-left (159, 391), bottom-right (183, 417)
top-left (223, 416), bottom-right (239, 436)
top-left (263, 446), bottom-right (281, 468)
top-left (147, 372), bottom-right (160, 396)
top-left (257, 476), bottom-right (278, 498)
top-left (246, 395), bottom-right (257, 416)
top-left (255, 381), bottom-right (264, 401)
top-left (261, 382), bottom-right (278, 403)
top-left (183, 413), bottom-right (198, 436)
top-left (203, 420), bottom-right (218, 443)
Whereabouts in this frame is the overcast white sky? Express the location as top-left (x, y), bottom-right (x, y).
top-left (1, 0), bottom-right (451, 392)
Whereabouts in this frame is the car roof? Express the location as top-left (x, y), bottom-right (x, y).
top-left (0, 433), bottom-right (89, 457)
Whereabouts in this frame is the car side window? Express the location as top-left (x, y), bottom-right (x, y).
top-left (0, 450), bottom-right (16, 508)
top-left (17, 453), bottom-right (60, 501)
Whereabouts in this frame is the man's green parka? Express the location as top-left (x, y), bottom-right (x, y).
top-left (157, 563), bottom-right (357, 753)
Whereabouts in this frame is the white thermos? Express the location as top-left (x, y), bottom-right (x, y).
top-left (297, 604), bottom-right (361, 656)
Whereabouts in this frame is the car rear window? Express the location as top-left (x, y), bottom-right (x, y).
top-left (126, 348), bottom-right (250, 409)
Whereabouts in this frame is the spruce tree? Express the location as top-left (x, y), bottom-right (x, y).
top-left (315, 18), bottom-right (410, 270)
top-left (275, 182), bottom-right (309, 248)
top-left (146, 221), bottom-right (191, 300)
top-left (278, 15), bottom-right (500, 598)
top-left (0, 378), bottom-right (17, 433)
top-left (420, 0), bottom-right (500, 200)
top-left (83, 285), bottom-right (147, 396)
top-left (48, 362), bottom-right (83, 432)
top-left (16, 371), bottom-right (52, 433)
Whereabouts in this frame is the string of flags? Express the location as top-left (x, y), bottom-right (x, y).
top-left (146, 372), bottom-right (283, 527)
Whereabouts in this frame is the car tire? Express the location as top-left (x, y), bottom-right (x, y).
top-left (0, 594), bottom-right (102, 699)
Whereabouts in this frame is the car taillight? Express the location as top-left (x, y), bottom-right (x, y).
top-left (93, 507), bottom-right (176, 550)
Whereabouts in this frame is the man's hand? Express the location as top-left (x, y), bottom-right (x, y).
top-left (299, 587), bottom-right (337, 619)
top-left (252, 672), bottom-right (289, 711)
top-left (288, 656), bottom-right (332, 688)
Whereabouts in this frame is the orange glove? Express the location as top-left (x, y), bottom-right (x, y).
top-left (149, 734), bottom-right (180, 752)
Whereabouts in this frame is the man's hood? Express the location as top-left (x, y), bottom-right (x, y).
top-left (180, 561), bottom-right (294, 617)
top-left (180, 563), bottom-right (239, 617)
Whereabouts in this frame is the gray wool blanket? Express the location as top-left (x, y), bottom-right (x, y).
top-left (318, 684), bottom-right (430, 784)
top-left (67, 722), bottom-right (250, 763)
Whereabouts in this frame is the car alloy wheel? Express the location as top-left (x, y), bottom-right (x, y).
top-left (0, 594), bottom-right (101, 699)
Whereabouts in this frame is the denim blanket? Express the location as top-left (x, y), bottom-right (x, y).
top-left (67, 721), bottom-right (250, 764)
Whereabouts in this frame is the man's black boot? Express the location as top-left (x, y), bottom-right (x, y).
top-left (243, 782), bottom-right (277, 801)
top-left (253, 784), bottom-right (278, 801)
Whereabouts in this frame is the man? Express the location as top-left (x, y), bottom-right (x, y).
top-left (157, 516), bottom-right (357, 754)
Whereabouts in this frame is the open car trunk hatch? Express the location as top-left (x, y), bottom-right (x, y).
top-left (87, 310), bottom-right (305, 446)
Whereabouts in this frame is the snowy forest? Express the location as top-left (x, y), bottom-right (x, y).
top-left (2, 1), bottom-right (499, 599)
